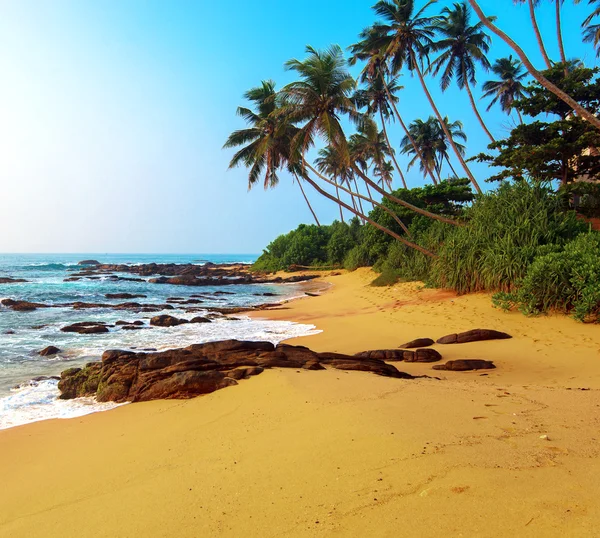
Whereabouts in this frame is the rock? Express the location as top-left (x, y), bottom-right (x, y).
top-left (60, 322), bottom-right (110, 334)
top-left (189, 316), bottom-right (211, 324)
top-left (432, 360), bottom-right (496, 371)
top-left (149, 315), bottom-right (188, 327)
top-left (354, 349), bottom-right (411, 361)
top-left (121, 325), bottom-right (144, 330)
top-left (436, 329), bottom-right (512, 345)
top-left (105, 293), bottom-right (147, 299)
top-left (1, 299), bottom-right (48, 311)
top-left (399, 337), bottom-right (435, 349)
top-left (403, 348), bottom-right (443, 363)
top-left (4, 330), bottom-right (15, 335)
top-left (39, 346), bottom-right (61, 356)
top-left (78, 260), bottom-right (100, 265)
top-left (58, 340), bottom-right (415, 403)
top-left (0, 277), bottom-right (28, 284)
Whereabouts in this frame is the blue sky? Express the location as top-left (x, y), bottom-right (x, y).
top-left (0, 0), bottom-right (595, 253)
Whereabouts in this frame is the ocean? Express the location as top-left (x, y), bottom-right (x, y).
top-left (0, 254), bottom-right (320, 429)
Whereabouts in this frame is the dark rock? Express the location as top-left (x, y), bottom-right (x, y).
top-left (105, 293), bottom-right (147, 300)
top-left (58, 340), bottom-right (415, 403)
top-left (189, 316), bottom-right (211, 324)
top-left (436, 329), bottom-right (512, 344)
top-left (121, 325), bottom-right (144, 330)
top-left (433, 360), bottom-right (496, 371)
top-left (4, 330), bottom-right (15, 335)
top-left (403, 348), bottom-right (443, 363)
top-left (1, 299), bottom-right (48, 311)
top-left (61, 322), bottom-right (109, 334)
top-left (0, 277), bottom-right (28, 284)
top-left (399, 338), bottom-right (435, 349)
top-left (149, 315), bottom-right (188, 327)
top-left (39, 345), bottom-right (61, 356)
top-left (354, 349), bottom-right (410, 362)
top-left (78, 260), bottom-right (100, 265)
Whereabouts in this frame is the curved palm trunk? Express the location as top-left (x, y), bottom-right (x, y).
top-left (352, 178), bottom-right (367, 218)
top-left (516, 109), bottom-right (524, 125)
top-left (556, 0), bottom-right (567, 65)
top-left (365, 181), bottom-right (375, 210)
top-left (309, 165), bottom-right (412, 236)
top-left (301, 171), bottom-right (435, 257)
top-left (467, 0), bottom-right (600, 132)
top-left (294, 174), bottom-right (320, 226)
top-left (528, 0), bottom-right (552, 68)
top-left (383, 78), bottom-right (438, 185)
top-left (379, 108), bottom-right (407, 189)
top-left (411, 53), bottom-right (482, 194)
top-left (334, 183), bottom-right (345, 223)
top-left (465, 80), bottom-right (495, 143)
top-left (348, 163), bottom-right (463, 226)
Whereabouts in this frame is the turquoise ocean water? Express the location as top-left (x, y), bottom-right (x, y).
top-left (0, 254), bottom-right (319, 429)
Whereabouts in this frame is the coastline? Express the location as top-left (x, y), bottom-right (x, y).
top-left (1, 269), bottom-right (599, 537)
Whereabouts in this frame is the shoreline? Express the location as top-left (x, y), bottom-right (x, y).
top-left (0, 268), bottom-right (599, 536)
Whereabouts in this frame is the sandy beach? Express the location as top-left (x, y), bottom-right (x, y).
top-left (1, 269), bottom-right (599, 537)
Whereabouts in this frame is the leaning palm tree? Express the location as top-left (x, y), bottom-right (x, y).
top-left (482, 56), bottom-right (529, 123)
top-left (280, 45), bottom-right (359, 163)
top-left (513, 0), bottom-right (552, 68)
top-left (400, 118), bottom-right (441, 181)
top-left (437, 117), bottom-right (467, 178)
top-left (223, 80), bottom-right (320, 225)
top-left (353, 74), bottom-right (408, 188)
top-left (315, 145), bottom-right (357, 222)
top-left (349, 116), bottom-right (395, 190)
top-left (430, 2), bottom-right (495, 143)
top-left (367, 0), bottom-right (482, 193)
top-left (349, 32), bottom-right (438, 185)
top-left (467, 0), bottom-right (600, 131)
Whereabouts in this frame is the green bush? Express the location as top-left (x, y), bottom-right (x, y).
top-left (493, 233), bottom-right (600, 321)
top-left (429, 182), bottom-right (585, 294)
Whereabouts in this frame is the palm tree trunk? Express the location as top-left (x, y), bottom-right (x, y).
top-left (467, 0), bottom-right (600, 132)
top-left (294, 174), bottom-right (320, 226)
top-left (364, 181), bottom-right (375, 210)
top-left (446, 156), bottom-right (459, 178)
top-left (353, 178), bottom-right (367, 217)
top-left (301, 171), bottom-right (435, 257)
top-left (348, 163), bottom-right (463, 226)
top-left (334, 183), bottom-right (345, 223)
top-left (382, 78), bottom-right (438, 185)
top-left (465, 80), bottom-right (495, 143)
top-left (308, 165), bottom-right (412, 236)
top-left (528, 0), bottom-right (552, 68)
top-left (379, 108), bottom-right (407, 189)
top-left (556, 0), bottom-right (567, 64)
top-left (411, 53), bottom-right (482, 194)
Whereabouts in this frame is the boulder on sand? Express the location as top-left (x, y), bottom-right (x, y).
top-left (433, 359), bottom-right (496, 371)
top-left (398, 337), bottom-right (434, 349)
top-left (436, 329), bottom-right (512, 345)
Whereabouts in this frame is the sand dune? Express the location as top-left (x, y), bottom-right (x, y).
top-left (1, 269), bottom-right (599, 537)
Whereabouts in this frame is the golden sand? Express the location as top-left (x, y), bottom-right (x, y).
top-left (1, 268), bottom-right (599, 537)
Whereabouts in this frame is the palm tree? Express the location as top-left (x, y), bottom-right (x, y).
top-left (401, 116), bottom-right (466, 181)
top-left (578, 0), bottom-right (600, 56)
top-left (223, 80), bottom-right (320, 225)
top-left (367, 0), bottom-right (483, 193)
top-left (353, 74), bottom-right (408, 188)
top-left (280, 45), bottom-right (359, 161)
top-left (349, 32), bottom-right (438, 185)
top-left (467, 0), bottom-right (600, 131)
top-left (349, 116), bottom-right (395, 190)
top-left (513, 0), bottom-right (552, 68)
top-left (431, 2), bottom-right (495, 143)
top-left (553, 0), bottom-right (567, 63)
top-left (482, 56), bottom-right (529, 123)
top-left (315, 145), bottom-right (355, 223)
top-left (400, 118), bottom-right (441, 181)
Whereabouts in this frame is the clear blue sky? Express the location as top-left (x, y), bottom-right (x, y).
top-left (0, 0), bottom-right (595, 253)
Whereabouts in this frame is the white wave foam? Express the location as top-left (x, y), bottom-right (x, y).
top-left (0, 379), bottom-right (124, 430)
